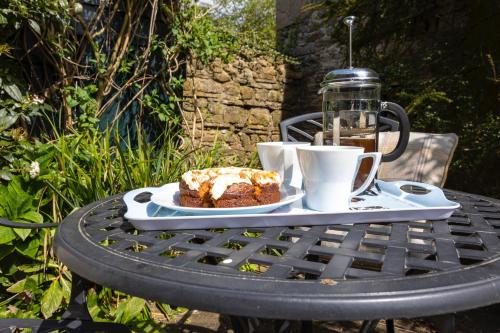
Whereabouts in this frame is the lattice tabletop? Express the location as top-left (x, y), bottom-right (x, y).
top-left (54, 189), bottom-right (500, 321)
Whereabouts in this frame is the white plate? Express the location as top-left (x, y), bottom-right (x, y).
top-left (149, 182), bottom-right (305, 215)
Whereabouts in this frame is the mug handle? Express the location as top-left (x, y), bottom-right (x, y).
top-left (380, 101), bottom-right (410, 162)
top-left (351, 152), bottom-right (382, 197)
top-left (284, 147), bottom-right (303, 189)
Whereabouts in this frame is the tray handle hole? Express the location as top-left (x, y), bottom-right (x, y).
top-left (134, 192), bottom-right (152, 203)
top-left (400, 184), bottom-right (431, 195)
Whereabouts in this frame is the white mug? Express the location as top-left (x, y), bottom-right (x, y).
top-left (296, 146), bottom-right (382, 212)
top-left (257, 142), bottom-right (311, 188)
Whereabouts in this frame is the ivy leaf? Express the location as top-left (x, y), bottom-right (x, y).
top-left (41, 279), bottom-right (63, 319)
top-left (114, 297), bottom-right (145, 324)
top-left (0, 227), bottom-right (16, 244)
top-left (15, 236), bottom-right (40, 259)
top-left (3, 83), bottom-right (23, 102)
top-left (13, 228), bottom-right (31, 241)
top-left (19, 211), bottom-right (44, 224)
top-left (11, 210), bottom-right (44, 241)
top-left (6, 178), bottom-right (35, 218)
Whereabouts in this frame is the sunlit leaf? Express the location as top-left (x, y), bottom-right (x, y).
top-left (59, 276), bottom-right (71, 303)
top-left (0, 169), bottom-right (13, 181)
top-left (114, 297), bottom-right (145, 324)
top-left (15, 237), bottom-right (40, 258)
top-left (41, 279), bottom-right (63, 319)
top-left (19, 211), bottom-right (43, 224)
top-left (3, 84), bottom-right (23, 102)
top-left (7, 276), bottom-right (39, 293)
top-left (0, 113), bottom-right (18, 131)
top-left (0, 227), bottom-right (16, 244)
top-left (17, 263), bottom-right (45, 273)
top-left (13, 228), bottom-right (31, 241)
top-left (28, 19), bottom-right (41, 35)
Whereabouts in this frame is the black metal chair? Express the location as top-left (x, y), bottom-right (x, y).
top-left (279, 111), bottom-right (401, 143)
top-left (278, 111), bottom-right (459, 333)
top-left (0, 217), bottom-right (131, 333)
top-left (279, 111), bottom-right (403, 333)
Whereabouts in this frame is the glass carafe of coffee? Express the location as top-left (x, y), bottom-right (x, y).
top-left (320, 16), bottom-right (410, 188)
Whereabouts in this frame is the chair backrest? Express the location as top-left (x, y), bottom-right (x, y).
top-left (378, 132), bottom-right (458, 187)
top-left (280, 112), bottom-right (323, 142)
top-left (279, 113), bottom-right (458, 187)
top-left (280, 112), bottom-right (400, 143)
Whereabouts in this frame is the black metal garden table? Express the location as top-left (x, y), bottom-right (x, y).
top-left (53, 189), bottom-right (500, 333)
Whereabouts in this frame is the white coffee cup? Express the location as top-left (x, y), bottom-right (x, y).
top-left (296, 146), bottom-right (382, 212)
top-left (257, 142), bottom-right (311, 188)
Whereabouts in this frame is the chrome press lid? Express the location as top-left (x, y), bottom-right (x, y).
top-left (319, 67), bottom-right (380, 92)
top-left (321, 67), bottom-right (380, 85)
top-left (319, 16), bottom-right (380, 90)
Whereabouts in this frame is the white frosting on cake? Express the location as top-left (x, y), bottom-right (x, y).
top-left (210, 174), bottom-right (252, 200)
top-left (181, 170), bottom-right (211, 191)
top-left (252, 171), bottom-right (281, 185)
top-left (181, 167), bottom-right (281, 196)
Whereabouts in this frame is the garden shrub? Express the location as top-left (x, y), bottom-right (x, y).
top-left (0, 0), bottom-right (268, 330)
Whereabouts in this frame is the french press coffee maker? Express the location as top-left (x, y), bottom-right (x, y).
top-left (319, 16), bottom-right (410, 187)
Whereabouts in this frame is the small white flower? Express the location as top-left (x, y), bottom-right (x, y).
top-left (32, 95), bottom-right (44, 105)
top-left (7, 305), bottom-right (17, 314)
top-left (29, 161), bottom-right (40, 179)
top-left (73, 3), bottom-right (83, 14)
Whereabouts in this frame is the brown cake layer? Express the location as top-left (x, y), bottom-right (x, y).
top-left (255, 183), bottom-right (280, 204)
top-left (179, 180), bottom-right (211, 207)
top-left (214, 183), bottom-right (259, 208)
top-left (178, 168), bottom-right (281, 208)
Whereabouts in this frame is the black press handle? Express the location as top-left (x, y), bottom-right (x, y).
top-left (379, 101), bottom-right (410, 162)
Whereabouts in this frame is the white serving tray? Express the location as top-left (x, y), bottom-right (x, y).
top-left (123, 180), bottom-right (460, 231)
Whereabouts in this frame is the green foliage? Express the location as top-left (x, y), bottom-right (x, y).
top-left (0, 177), bottom-right (43, 226)
top-left (0, 73), bottom-right (53, 133)
top-left (210, 0), bottom-right (295, 62)
top-left (0, 0), bottom-right (282, 329)
top-left (0, 0), bottom-right (68, 131)
top-left (214, 0), bottom-right (276, 48)
top-left (64, 85), bottom-right (99, 131)
top-left (143, 89), bottom-right (180, 123)
top-left (0, 0), bottom-right (70, 31)
top-left (0, 0), bottom-right (248, 132)
top-left (0, 176), bottom-right (66, 320)
top-left (167, 3), bottom-right (239, 64)
top-left (0, 120), bottom-right (240, 329)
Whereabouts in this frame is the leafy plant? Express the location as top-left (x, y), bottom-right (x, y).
top-left (64, 85), bottom-right (99, 131)
top-left (0, 176), bottom-right (68, 319)
top-left (0, 119), bottom-right (244, 329)
top-left (0, 0), bottom-right (283, 330)
top-left (0, 75), bottom-right (52, 133)
top-left (214, 0), bottom-right (276, 48)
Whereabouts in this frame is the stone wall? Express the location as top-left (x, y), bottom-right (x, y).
top-left (181, 1), bottom-right (343, 157)
top-left (276, 0), bottom-right (344, 120)
top-left (182, 57), bottom-right (285, 159)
